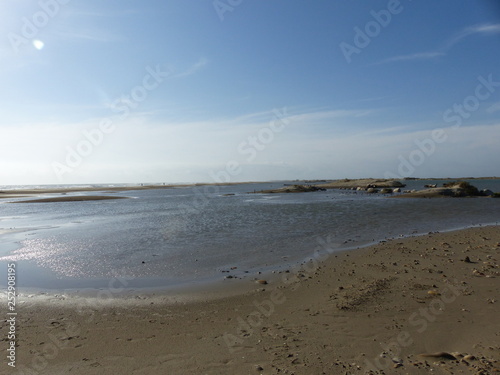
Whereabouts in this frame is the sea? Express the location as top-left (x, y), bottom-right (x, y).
top-left (0, 179), bottom-right (499, 293)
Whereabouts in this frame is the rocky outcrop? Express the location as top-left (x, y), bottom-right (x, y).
top-left (317, 178), bottom-right (405, 189)
top-left (480, 189), bottom-right (494, 197)
top-left (251, 185), bottom-right (326, 194)
top-left (396, 181), bottom-right (497, 198)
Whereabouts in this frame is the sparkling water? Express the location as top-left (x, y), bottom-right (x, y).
top-left (0, 180), bottom-right (499, 291)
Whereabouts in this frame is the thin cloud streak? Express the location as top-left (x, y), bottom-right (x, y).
top-left (377, 52), bottom-right (445, 64)
top-left (446, 23), bottom-right (500, 49)
top-left (172, 58), bottom-right (209, 79)
top-left (486, 101), bottom-right (500, 113)
top-left (377, 23), bottom-right (500, 64)
top-left (53, 28), bottom-right (124, 43)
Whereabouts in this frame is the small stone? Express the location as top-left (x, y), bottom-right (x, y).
top-left (463, 355), bottom-right (476, 361)
top-left (256, 280), bottom-right (268, 285)
top-left (464, 256), bottom-right (472, 263)
top-left (255, 365), bottom-right (264, 371)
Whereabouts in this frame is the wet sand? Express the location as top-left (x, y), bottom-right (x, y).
top-left (6, 226), bottom-right (499, 374)
top-left (0, 185), bottom-right (172, 195)
top-left (0, 182), bottom-right (258, 196)
top-left (0, 183), bottom-right (261, 204)
top-left (10, 196), bottom-right (130, 203)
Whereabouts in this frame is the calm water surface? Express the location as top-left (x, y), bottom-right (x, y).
top-left (0, 180), bottom-right (499, 291)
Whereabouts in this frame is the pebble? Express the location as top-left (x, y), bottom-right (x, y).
top-left (419, 352), bottom-right (456, 360)
top-left (256, 280), bottom-right (268, 285)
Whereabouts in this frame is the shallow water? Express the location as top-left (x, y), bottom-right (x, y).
top-left (0, 180), bottom-right (499, 291)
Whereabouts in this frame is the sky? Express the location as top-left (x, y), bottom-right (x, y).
top-left (0, 0), bottom-right (499, 185)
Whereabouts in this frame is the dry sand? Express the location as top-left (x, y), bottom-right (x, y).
top-left (6, 226), bottom-right (500, 375)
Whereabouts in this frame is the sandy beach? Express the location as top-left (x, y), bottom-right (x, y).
top-left (7, 226), bottom-right (499, 375)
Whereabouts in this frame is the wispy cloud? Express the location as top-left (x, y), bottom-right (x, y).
top-left (446, 23), bottom-right (500, 49)
top-left (53, 28), bottom-right (123, 43)
top-left (172, 58), bottom-right (209, 79)
top-left (358, 125), bottom-right (413, 137)
top-left (486, 101), bottom-right (500, 114)
top-left (377, 52), bottom-right (445, 64)
top-left (209, 108), bottom-right (377, 132)
top-left (64, 8), bottom-right (143, 18)
top-left (378, 23), bottom-right (500, 64)
top-left (288, 109), bottom-right (375, 123)
top-left (97, 58), bottom-right (208, 112)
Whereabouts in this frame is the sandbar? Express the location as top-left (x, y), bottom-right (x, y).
top-left (11, 196), bottom-right (130, 203)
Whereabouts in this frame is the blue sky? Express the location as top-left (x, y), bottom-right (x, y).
top-left (0, 0), bottom-right (499, 184)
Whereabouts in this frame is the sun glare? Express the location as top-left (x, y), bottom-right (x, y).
top-left (33, 39), bottom-right (45, 50)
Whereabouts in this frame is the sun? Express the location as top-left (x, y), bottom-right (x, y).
top-left (33, 39), bottom-right (45, 50)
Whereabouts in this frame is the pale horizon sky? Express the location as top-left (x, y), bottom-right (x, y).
top-left (1, 0), bottom-right (499, 185)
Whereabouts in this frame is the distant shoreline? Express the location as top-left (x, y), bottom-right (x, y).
top-left (0, 177), bottom-right (498, 203)
top-left (0, 182), bottom-right (256, 195)
top-left (1, 177), bottom-right (498, 195)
